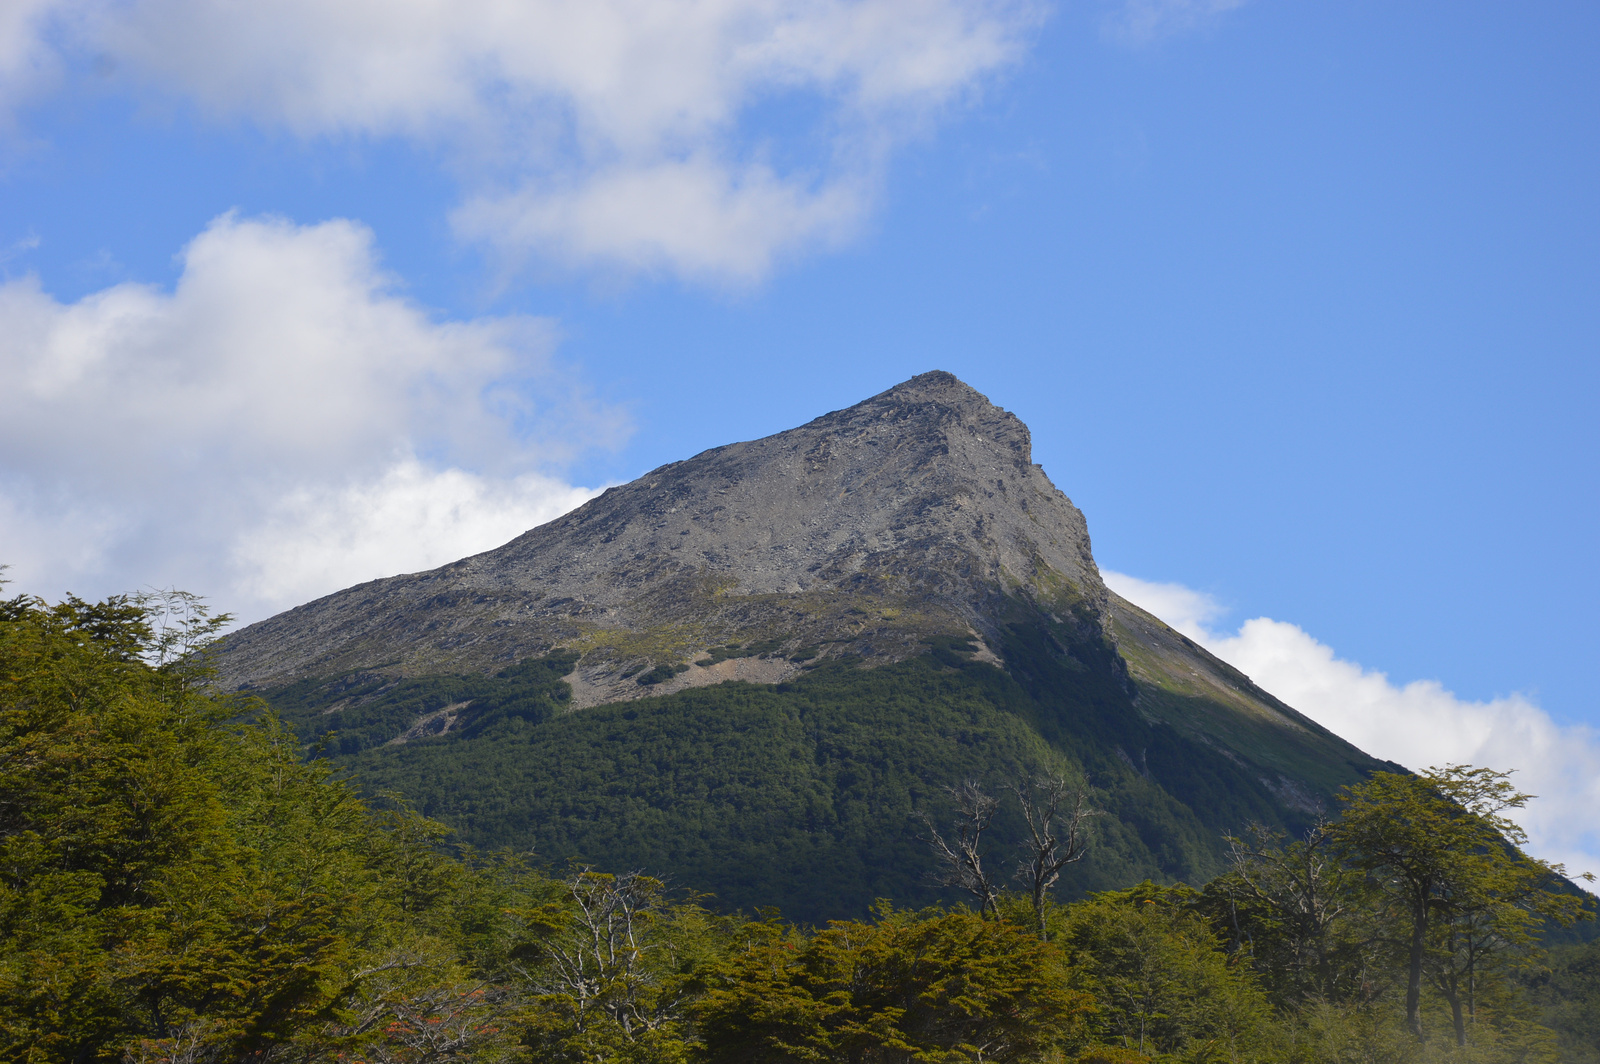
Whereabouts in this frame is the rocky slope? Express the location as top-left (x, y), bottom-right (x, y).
top-left (218, 371), bottom-right (1111, 700)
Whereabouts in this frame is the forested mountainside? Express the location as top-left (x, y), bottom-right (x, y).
top-left (4, 590), bottom-right (1594, 1064)
top-left (213, 372), bottom-right (1397, 918)
top-left (264, 632), bottom-right (1389, 922)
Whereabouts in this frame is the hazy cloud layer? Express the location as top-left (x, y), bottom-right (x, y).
top-left (13, 0), bottom-right (1040, 283)
top-left (0, 213), bottom-right (617, 620)
top-left (1103, 571), bottom-right (1600, 883)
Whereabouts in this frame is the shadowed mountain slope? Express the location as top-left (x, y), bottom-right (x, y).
top-left (225, 371), bottom-right (1398, 919)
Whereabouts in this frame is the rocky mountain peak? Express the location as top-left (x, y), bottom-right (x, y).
top-left (216, 372), bottom-right (1109, 699)
top-left (858, 368), bottom-right (1014, 418)
top-left (818, 370), bottom-right (1033, 459)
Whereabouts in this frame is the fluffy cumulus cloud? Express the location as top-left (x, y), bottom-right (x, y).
top-left (0, 213), bottom-right (619, 621)
top-left (12, 0), bottom-right (1039, 283)
top-left (1103, 571), bottom-right (1600, 884)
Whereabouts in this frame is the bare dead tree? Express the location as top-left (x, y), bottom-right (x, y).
top-left (918, 780), bottom-right (1002, 918)
top-left (518, 867), bottom-right (691, 1043)
top-left (1012, 775), bottom-right (1098, 939)
top-left (1219, 820), bottom-right (1379, 1003)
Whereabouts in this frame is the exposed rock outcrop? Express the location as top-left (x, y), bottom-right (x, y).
top-left (218, 371), bottom-right (1111, 695)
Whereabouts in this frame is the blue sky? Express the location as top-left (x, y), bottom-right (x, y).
top-left (2, 1), bottom-right (1597, 870)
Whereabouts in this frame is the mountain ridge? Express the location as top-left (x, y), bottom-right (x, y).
top-left (218, 370), bottom-right (1111, 697)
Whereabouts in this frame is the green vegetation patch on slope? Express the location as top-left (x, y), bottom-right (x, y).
top-left (264, 622), bottom-right (1375, 923)
top-left (263, 650), bottom-right (579, 755)
top-left (1110, 599), bottom-right (1400, 801)
top-left (343, 653), bottom-right (1139, 923)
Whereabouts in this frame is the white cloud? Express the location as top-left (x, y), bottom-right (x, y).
top-left (455, 157), bottom-right (871, 284)
top-left (0, 0), bottom-right (58, 116)
top-left (233, 460), bottom-right (598, 608)
top-left (1105, 0), bottom-right (1250, 45)
top-left (1103, 570), bottom-right (1600, 883)
top-left (16, 0), bottom-right (1039, 283)
top-left (1097, 570), bottom-right (1224, 641)
top-left (0, 213), bottom-right (618, 622)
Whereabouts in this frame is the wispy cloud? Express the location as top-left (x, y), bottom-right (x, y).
top-left (1103, 571), bottom-right (1600, 884)
top-left (10, 0), bottom-right (1042, 285)
top-left (0, 213), bottom-right (621, 621)
top-left (0, 233), bottom-right (41, 265)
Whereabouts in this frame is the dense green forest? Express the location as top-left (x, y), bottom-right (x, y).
top-left (261, 630), bottom-right (1382, 923)
top-left (3, 588), bottom-right (1597, 1064)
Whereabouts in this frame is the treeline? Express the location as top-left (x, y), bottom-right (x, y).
top-left (2, 590), bottom-right (1596, 1064)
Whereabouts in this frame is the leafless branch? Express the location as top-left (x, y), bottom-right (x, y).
top-left (919, 780), bottom-right (1002, 918)
top-left (1012, 775), bottom-right (1098, 938)
top-left (520, 867), bottom-right (687, 1039)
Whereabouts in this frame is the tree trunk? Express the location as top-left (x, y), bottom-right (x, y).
top-left (1448, 985), bottom-right (1467, 1048)
top-left (1405, 894), bottom-right (1428, 1040)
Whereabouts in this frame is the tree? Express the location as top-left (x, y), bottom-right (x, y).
top-left (303, 943), bottom-right (519, 1064)
top-left (1057, 882), bottom-right (1271, 1062)
top-left (1011, 775), bottom-right (1097, 940)
top-left (918, 781), bottom-right (1003, 919)
top-left (1203, 821), bottom-right (1383, 1006)
top-left (509, 867), bottom-right (724, 1063)
top-left (0, 588), bottom-right (526, 1063)
top-left (697, 904), bottom-right (1093, 1064)
top-left (1328, 765), bottom-right (1592, 1046)
top-left (1523, 937), bottom-right (1600, 1064)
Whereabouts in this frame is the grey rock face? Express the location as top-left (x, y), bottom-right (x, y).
top-left (215, 371), bottom-right (1110, 692)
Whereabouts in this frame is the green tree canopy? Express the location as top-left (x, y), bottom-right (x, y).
top-left (696, 904), bottom-right (1093, 1064)
top-left (5, 582), bottom-right (1597, 1064)
top-left (1327, 766), bottom-right (1589, 1047)
top-left (0, 589), bottom-right (524, 1062)
top-left (1056, 882), bottom-right (1271, 1062)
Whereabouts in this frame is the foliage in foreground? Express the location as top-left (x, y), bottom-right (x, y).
top-left (1, 588), bottom-right (1596, 1064)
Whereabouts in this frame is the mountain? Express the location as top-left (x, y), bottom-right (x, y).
top-left (217, 370), bottom-right (1104, 695)
top-left (223, 371), bottom-right (1397, 920)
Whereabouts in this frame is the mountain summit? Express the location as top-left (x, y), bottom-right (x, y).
top-left (227, 372), bottom-right (1394, 919)
top-left (220, 370), bottom-right (1109, 699)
